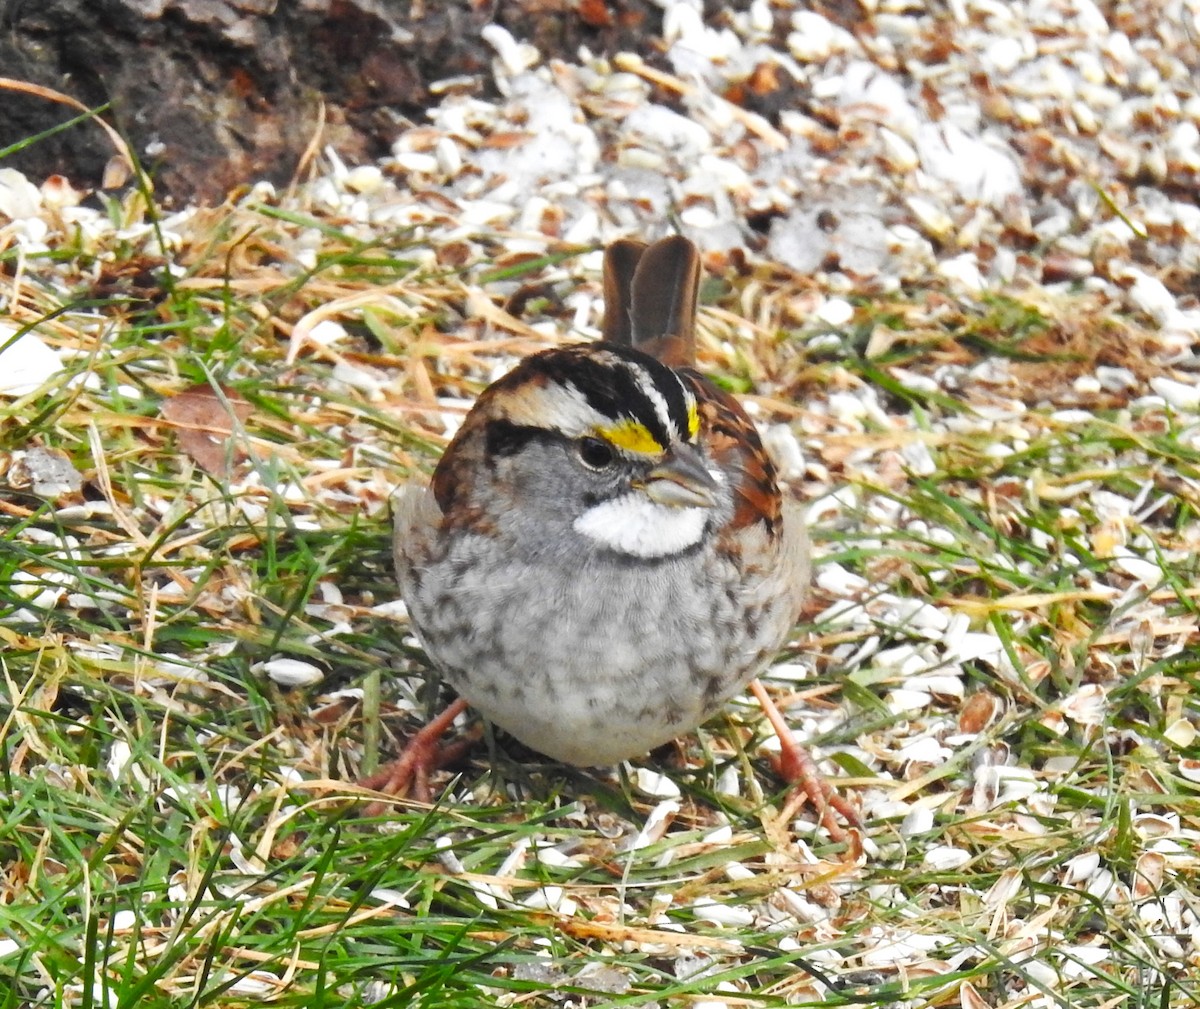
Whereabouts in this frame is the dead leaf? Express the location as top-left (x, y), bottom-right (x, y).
top-left (577, 0), bottom-right (613, 28)
top-left (161, 382), bottom-right (255, 477)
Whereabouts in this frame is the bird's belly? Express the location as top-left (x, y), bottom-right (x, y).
top-left (407, 548), bottom-right (781, 766)
top-left (458, 635), bottom-right (719, 766)
top-left (473, 681), bottom-right (707, 766)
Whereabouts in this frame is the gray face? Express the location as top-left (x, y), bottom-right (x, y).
top-left (479, 425), bottom-right (644, 553)
top-left (435, 343), bottom-right (735, 562)
top-left (474, 419), bottom-right (731, 564)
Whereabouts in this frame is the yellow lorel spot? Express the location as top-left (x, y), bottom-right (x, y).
top-left (686, 399), bottom-right (700, 439)
top-left (597, 420), bottom-right (663, 455)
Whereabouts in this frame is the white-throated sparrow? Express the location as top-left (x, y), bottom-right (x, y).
top-left (366, 237), bottom-right (856, 835)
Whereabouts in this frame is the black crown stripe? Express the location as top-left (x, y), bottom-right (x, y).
top-left (503, 345), bottom-right (693, 447)
top-left (484, 418), bottom-right (548, 459)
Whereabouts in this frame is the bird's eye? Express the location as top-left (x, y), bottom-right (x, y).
top-left (576, 436), bottom-right (616, 470)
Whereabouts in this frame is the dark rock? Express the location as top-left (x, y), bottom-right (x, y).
top-left (0, 0), bottom-right (669, 205)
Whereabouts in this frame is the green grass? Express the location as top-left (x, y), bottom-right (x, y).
top-left (2, 187), bottom-right (1199, 1009)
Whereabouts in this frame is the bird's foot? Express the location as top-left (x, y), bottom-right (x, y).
top-left (750, 679), bottom-right (860, 843)
top-left (356, 698), bottom-right (475, 814)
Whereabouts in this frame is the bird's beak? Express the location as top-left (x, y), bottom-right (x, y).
top-left (640, 443), bottom-right (720, 509)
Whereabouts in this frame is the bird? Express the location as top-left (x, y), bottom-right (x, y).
top-left (360, 235), bottom-right (857, 837)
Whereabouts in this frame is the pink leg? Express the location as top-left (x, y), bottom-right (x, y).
top-left (750, 679), bottom-right (860, 841)
top-left (357, 697), bottom-right (473, 813)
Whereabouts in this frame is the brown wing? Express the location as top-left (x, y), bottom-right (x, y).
top-left (602, 236), bottom-right (699, 368)
top-left (683, 370), bottom-right (784, 536)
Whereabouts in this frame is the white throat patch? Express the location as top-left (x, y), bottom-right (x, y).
top-left (574, 494), bottom-right (709, 558)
